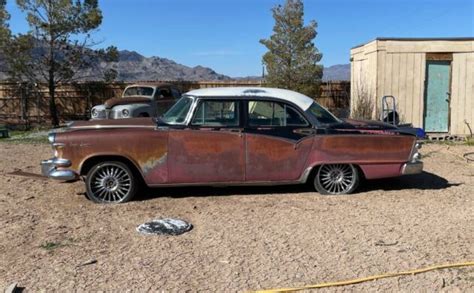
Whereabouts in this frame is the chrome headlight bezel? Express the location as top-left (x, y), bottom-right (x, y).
top-left (48, 133), bottom-right (56, 144)
top-left (122, 109), bottom-right (130, 117)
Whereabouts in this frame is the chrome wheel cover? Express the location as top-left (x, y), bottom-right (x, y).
top-left (90, 164), bottom-right (132, 202)
top-left (316, 164), bottom-right (357, 194)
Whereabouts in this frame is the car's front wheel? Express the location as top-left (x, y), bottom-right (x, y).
top-left (85, 161), bottom-right (137, 203)
top-left (313, 164), bottom-right (359, 195)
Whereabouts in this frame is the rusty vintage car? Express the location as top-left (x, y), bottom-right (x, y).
top-left (90, 84), bottom-right (181, 120)
top-left (41, 87), bottom-right (423, 203)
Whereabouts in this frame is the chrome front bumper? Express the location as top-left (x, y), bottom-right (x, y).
top-left (41, 158), bottom-right (79, 181)
top-left (401, 161), bottom-right (423, 175)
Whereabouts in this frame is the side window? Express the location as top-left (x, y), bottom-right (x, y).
top-left (171, 88), bottom-right (181, 99)
top-left (248, 101), bottom-right (308, 127)
top-left (159, 88), bottom-right (172, 98)
top-left (192, 100), bottom-right (240, 127)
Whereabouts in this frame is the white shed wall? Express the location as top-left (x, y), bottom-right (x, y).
top-left (350, 39), bottom-right (474, 135)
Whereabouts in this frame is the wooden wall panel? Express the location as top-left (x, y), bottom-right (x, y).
top-left (451, 53), bottom-right (474, 135)
top-left (351, 39), bottom-right (473, 134)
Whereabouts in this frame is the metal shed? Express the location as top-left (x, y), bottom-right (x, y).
top-left (350, 38), bottom-right (474, 136)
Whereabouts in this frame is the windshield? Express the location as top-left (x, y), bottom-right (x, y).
top-left (307, 102), bottom-right (340, 124)
top-left (161, 96), bottom-right (193, 125)
top-left (123, 86), bottom-right (154, 97)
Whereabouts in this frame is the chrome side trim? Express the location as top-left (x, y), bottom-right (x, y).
top-left (245, 132), bottom-right (315, 146)
top-left (298, 166), bottom-right (314, 183)
top-left (70, 125), bottom-right (156, 130)
top-left (148, 180), bottom-right (303, 188)
top-left (149, 167), bottom-right (315, 188)
top-left (53, 143), bottom-right (65, 148)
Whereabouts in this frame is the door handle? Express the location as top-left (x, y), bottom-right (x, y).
top-left (224, 128), bottom-right (244, 137)
top-left (293, 128), bottom-right (316, 136)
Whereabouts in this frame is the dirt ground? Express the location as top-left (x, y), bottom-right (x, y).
top-left (0, 142), bottom-right (473, 292)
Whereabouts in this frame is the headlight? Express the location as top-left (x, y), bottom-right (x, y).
top-left (48, 133), bottom-right (56, 144)
top-left (91, 108), bottom-right (98, 117)
top-left (122, 109), bottom-right (130, 117)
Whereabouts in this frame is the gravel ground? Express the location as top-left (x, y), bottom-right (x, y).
top-left (0, 142), bottom-right (473, 292)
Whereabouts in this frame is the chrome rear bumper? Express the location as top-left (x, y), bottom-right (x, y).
top-left (41, 158), bottom-right (79, 181)
top-left (401, 161), bottom-right (423, 175)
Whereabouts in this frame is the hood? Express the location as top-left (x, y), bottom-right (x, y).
top-left (92, 104), bottom-right (106, 111)
top-left (342, 118), bottom-right (398, 130)
top-left (68, 117), bottom-right (156, 130)
top-left (104, 96), bottom-right (152, 109)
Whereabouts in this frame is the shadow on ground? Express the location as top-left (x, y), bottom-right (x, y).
top-left (358, 171), bottom-right (460, 192)
top-left (136, 171), bottom-right (456, 201)
top-left (137, 184), bottom-right (311, 201)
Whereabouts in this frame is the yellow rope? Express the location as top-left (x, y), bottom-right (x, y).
top-left (254, 261), bottom-right (474, 293)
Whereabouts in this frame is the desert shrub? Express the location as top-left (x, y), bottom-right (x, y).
top-left (351, 84), bottom-right (374, 120)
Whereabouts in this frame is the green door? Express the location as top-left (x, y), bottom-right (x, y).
top-left (424, 61), bottom-right (451, 132)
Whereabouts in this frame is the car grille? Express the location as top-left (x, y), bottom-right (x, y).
top-left (110, 110), bottom-right (123, 119)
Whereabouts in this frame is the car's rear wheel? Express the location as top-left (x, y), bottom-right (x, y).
top-left (85, 161), bottom-right (137, 203)
top-left (313, 164), bottom-right (359, 195)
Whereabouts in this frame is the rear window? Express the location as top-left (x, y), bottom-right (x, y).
top-left (307, 102), bottom-right (340, 124)
top-left (248, 101), bottom-right (308, 127)
top-left (123, 87), bottom-right (154, 97)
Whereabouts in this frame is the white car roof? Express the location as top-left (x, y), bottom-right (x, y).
top-left (185, 87), bottom-right (315, 111)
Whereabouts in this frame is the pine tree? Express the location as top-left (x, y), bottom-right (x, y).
top-left (260, 0), bottom-right (323, 98)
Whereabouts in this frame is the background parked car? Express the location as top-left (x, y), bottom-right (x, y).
top-left (90, 84), bottom-right (181, 120)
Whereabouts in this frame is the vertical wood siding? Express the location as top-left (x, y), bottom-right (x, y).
top-left (451, 53), bottom-right (474, 135)
top-left (377, 52), bottom-right (426, 127)
top-left (350, 41), bottom-right (378, 117)
top-left (351, 40), bottom-right (473, 135)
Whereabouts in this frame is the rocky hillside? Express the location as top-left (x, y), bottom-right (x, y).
top-left (0, 49), bottom-right (231, 81)
top-left (322, 64), bottom-right (350, 81)
top-left (90, 50), bottom-right (231, 81)
top-left (0, 49), bottom-right (350, 81)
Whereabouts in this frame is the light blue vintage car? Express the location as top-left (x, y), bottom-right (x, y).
top-left (90, 84), bottom-right (181, 120)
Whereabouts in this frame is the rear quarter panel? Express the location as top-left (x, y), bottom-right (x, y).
top-left (307, 134), bottom-right (415, 179)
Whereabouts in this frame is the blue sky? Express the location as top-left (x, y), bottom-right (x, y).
top-left (5, 0), bottom-right (474, 77)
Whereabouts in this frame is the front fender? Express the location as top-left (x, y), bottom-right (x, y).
top-left (113, 104), bottom-right (153, 118)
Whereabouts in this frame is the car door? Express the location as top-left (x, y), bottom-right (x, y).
top-left (245, 100), bottom-right (314, 182)
top-left (167, 99), bottom-right (245, 183)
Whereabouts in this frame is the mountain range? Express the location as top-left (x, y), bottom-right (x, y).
top-left (0, 49), bottom-right (350, 81)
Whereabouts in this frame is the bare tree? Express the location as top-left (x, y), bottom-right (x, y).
top-left (2, 0), bottom-right (118, 126)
